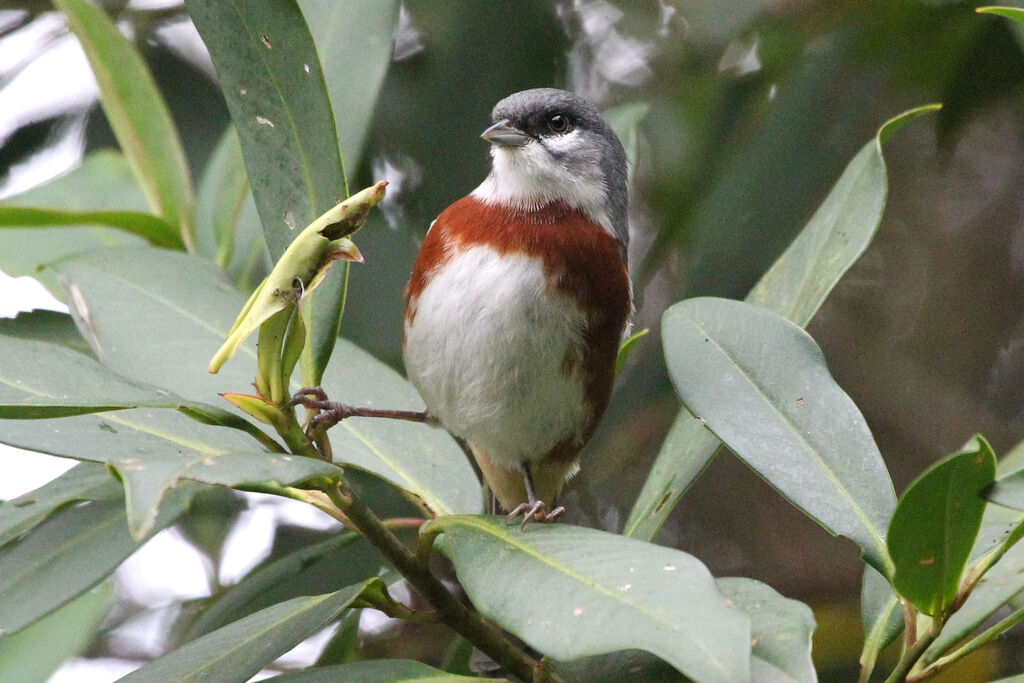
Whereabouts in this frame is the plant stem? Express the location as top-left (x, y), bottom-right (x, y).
top-left (322, 479), bottom-right (557, 683)
top-left (884, 625), bottom-right (938, 683)
top-left (908, 606), bottom-right (1024, 681)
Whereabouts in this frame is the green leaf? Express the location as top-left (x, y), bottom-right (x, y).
top-left (427, 516), bottom-right (752, 683)
top-left (662, 297), bottom-right (896, 576)
top-left (0, 582), bottom-right (112, 682)
top-left (625, 107), bottom-right (936, 542)
top-left (299, 0), bottom-right (401, 171)
top-left (858, 567), bottom-right (903, 679)
top-left (987, 469), bottom-right (1024, 515)
top-left (273, 660), bottom-right (488, 682)
top-left (745, 105), bottom-right (940, 327)
top-left (0, 333), bottom-right (185, 418)
top-left (977, 6), bottom-right (1024, 24)
top-left (0, 408), bottom-right (337, 539)
top-left (185, 0), bottom-right (347, 259)
top-left (888, 436), bottom-right (996, 615)
top-left (922, 539), bottom-right (1024, 667)
top-left (122, 579), bottom-right (382, 683)
top-left (616, 327), bottom-right (648, 373)
top-left (0, 462), bottom-right (120, 548)
top-left (186, 531), bottom-right (382, 639)
top-left (716, 578), bottom-right (816, 683)
top-left (603, 102), bottom-right (650, 188)
top-left (184, 0), bottom-right (354, 387)
top-left (0, 207), bottom-right (180, 249)
top-left (0, 310), bottom-right (92, 356)
top-left (0, 151), bottom-right (148, 292)
top-left (0, 488), bottom-right (190, 633)
top-left (54, 0), bottom-right (195, 250)
top-left (195, 126), bottom-right (251, 266)
top-left (54, 248), bottom-right (481, 517)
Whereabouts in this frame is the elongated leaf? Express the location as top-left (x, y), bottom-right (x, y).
top-left (978, 7), bottom-right (1024, 24)
top-left (428, 516), bottom-right (752, 683)
top-left (186, 0), bottom-right (354, 387)
top-left (55, 0), bottom-right (195, 249)
top-left (603, 102), bottom-right (650, 189)
top-left (195, 126), bottom-right (250, 265)
top-left (186, 531), bottom-right (382, 639)
top-left (662, 297), bottom-right (896, 576)
top-left (0, 207), bottom-right (180, 248)
top-left (716, 578), bottom-right (816, 683)
top-left (0, 408), bottom-right (338, 539)
top-left (122, 579), bottom-right (382, 683)
top-left (0, 151), bottom-right (147, 292)
top-left (0, 582), bottom-right (112, 682)
top-left (0, 488), bottom-right (190, 633)
top-left (0, 311), bottom-right (91, 356)
top-left (299, 0), bottom-right (400, 170)
top-left (922, 539), bottom-right (1024, 667)
top-left (625, 106), bottom-right (937, 542)
top-left (0, 334), bottom-right (183, 418)
top-left (858, 567), bottom-right (903, 678)
top-left (888, 436), bottom-right (996, 615)
top-left (54, 248), bottom-right (481, 516)
top-left (274, 660), bottom-right (488, 682)
top-left (988, 469), bottom-right (1024, 514)
top-left (0, 462), bottom-right (120, 548)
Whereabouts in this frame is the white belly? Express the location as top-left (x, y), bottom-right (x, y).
top-left (403, 245), bottom-right (589, 466)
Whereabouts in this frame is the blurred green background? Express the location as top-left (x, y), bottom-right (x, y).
top-left (3, 0), bottom-right (1024, 678)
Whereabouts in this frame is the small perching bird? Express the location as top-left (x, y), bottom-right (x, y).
top-left (292, 88), bottom-right (631, 524)
top-left (401, 88), bottom-right (631, 523)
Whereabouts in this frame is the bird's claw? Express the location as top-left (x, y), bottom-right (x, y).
top-left (506, 501), bottom-right (565, 530)
top-left (287, 386), bottom-right (349, 433)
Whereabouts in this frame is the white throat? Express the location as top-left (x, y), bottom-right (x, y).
top-left (471, 132), bottom-right (613, 234)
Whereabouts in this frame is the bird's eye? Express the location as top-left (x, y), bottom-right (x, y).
top-left (547, 113), bottom-right (571, 134)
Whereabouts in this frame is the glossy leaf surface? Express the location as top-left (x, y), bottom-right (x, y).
top-left (888, 436), bottom-right (996, 615)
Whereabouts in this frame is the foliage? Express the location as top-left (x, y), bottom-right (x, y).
top-left (1, 2), bottom-right (1024, 682)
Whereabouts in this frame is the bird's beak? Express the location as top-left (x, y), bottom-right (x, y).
top-left (481, 119), bottom-right (531, 148)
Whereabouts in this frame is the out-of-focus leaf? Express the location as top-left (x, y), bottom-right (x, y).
top-left (662, 297), bottom-right (896, 576)
top-left (0, 207), bottom-right (180, 248)
top-left (427, 515), bottom-right (752, 683)
top-left (0, 334), bottom-right (185, 418)
top-left (0, 151), bottom-right (147, 292)
top-left (0, 487), bottom-right (191, 633)
top-left (186, 531), bottom-right (383, 639)
top-left (122, 579), bottom-right (383, 683)
top-left (616, 327), bottom-right (648, 373)
top-left (195, 126), bottom-right (250, 266)
top-left (0, 408), bottom-right (338, 539)
top-left (0, 462), bottom-right (120, 548)
top-left (888, 436), bottom-right (996, 615)
top-left (274, 660), bottom-right (489, 682)
top-left (922, 539), bottom-right (1024, 667)
top-left (625, 107), bottom-right (936, 542)
top-left (603, 102), bottom-right (650, 188)
top-left (54, 248), bottom-right (481, 517)
top-left (0, 582), bottom-right (112, 682)
top-left (55, 0), bottom-right (195, 249)
top-left (716, 578), bottom-right (816, 682)
top-left (0, 310), bottom-right (91, 356)
top-left (299, 0), bottom-right (400, 170)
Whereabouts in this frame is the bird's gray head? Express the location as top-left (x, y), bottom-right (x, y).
top-left (471, 88), bottom-right (629, 256)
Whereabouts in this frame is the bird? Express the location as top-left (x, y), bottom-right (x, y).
top-left (401, 88), bottom-right (632, 524)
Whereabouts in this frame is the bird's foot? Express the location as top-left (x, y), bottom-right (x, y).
top-left (287, 387), bottom-right (357, 432)
top-left (505, 501), bottom-right (565, 530)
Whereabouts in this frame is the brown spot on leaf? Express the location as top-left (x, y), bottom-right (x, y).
top-left (259, 33), bottom-right (272, 48)
top-left (795, 397), bottom-right (806, 407)
top-left (920, 556), bottom-right (936, 566)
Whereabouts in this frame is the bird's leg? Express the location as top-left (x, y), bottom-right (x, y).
top-left (505, 464), bottom-right (564, 529)
top-left (288, 387), bottom-right (435, 433)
